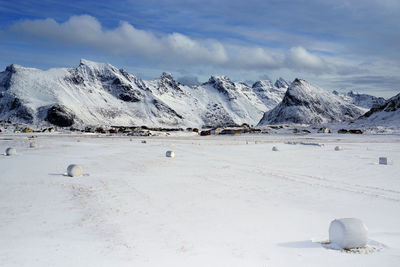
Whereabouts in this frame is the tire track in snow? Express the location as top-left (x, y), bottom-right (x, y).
top-left (263, 170), bottom-right (400, 202)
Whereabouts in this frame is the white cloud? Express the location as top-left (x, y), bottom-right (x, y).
top-left (165, 33), bottom-right (228, 64)
top-left (10, 15), bottom-right (339, 74)
top-left (286, 46), bottom-right (326, 70)
top-left (11, 15), bottom-right (228, 65)
top-left (229, 46), bottom-right (284, 69)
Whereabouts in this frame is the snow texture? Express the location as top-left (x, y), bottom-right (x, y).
top-left (0, 134), bottom-right (400, 266)
top-left (329, 218), bottom-right (368, 249)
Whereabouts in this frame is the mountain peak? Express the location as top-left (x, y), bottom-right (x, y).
top-left (274, 77), bottom-right (290, 88)
top-left (5, 64), bottom-right (26, 73)
top-left (80, 58), bottom-right (103, 66)
top-left (207, 75), bottom-right (231, 84)
top-left (160, 72), bottom-right (174, 80)
top-left (258, 79), bottom-right (364, 125)
top-left (292, 78), bottom-right (303, 84)
top-left (78, 59), bottom-right (117, 72)
top-left (252, 80), bottom-right (274, 89)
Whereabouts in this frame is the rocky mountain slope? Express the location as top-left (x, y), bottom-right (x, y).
top-left (357, 92), bottom-right (400, 125)
top-left (0, 59), bottom-right (288, 128)
top-left (333, 90), bottom-right (386, 110)
top-left (258, 79), bottom-right (365, 125)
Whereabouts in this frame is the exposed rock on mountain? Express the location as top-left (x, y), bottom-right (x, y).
top-left (258, 79), bottom-right (364, 125)
top-left (358, 92), bottom-right (400, 124)
top-left (45, 104), bottom-right (76, 127)
top-left (252, 80), bottom-right (287, 110)
top-left (274, 77), bottom-right (290, 89)
top-left (333, 90), bottom-right (386, 110)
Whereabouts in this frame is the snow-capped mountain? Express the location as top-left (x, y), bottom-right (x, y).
top-left (252, 80), bottom-right (288, 110)
top-left (274, 77), bottom-right (290, 89)
top-left (258, 79), bottom-right (365, 125)
top-left (0, 59), bottom-right (287, 128)
top-left (356, 92), bottom-right (400, 126)
top-left (333, 90), bottom-right (386, 110)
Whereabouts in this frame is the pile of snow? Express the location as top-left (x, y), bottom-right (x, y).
top-left (258, 79), bottom-right (364, 125)
top-left (329, 218), bottom-right (368, 249)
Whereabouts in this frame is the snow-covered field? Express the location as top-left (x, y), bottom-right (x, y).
top-left (1, 134), bottom-right (400, 266)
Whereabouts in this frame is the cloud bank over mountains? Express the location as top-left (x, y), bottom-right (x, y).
top-left (11, 15), bottom-right (329, 72)
top-left (1, 0), bottom-right (399, 97)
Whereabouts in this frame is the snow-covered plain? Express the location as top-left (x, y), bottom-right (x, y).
top-left (1, 134), bottom-right (400, 267)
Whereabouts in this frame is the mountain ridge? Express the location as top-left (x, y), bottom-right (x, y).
top-left (258, 78), bottom-right (365, 125)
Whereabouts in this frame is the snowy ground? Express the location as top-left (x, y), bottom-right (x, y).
top-left (1, 134), bottom-right (400, 267)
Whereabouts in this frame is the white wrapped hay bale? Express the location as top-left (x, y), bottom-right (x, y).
top-left (67, 164), bottom-right (83, 177)
top-left (379, 157), bottom-right (387, 165)
top-left (166, 150), bottom-right (175, 158)
top-left (329, 218), bottom-right (368, 249)
top-left (5, 147), bottom-right (17, 156)
top-left (29, 142), bottom-right (36, 148)
top-left (334, 146), bottom-right (342, 151)
top-left (272, 146), bottom-right (279, 151)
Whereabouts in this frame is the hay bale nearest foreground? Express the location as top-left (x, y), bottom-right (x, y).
top-left (5, 147), bottom-right (17, 156)
top-left (67, 164), bottom-right (83, 177)
top-left (334, 146), bottom-right (342, 151)
top-left (29, 142), bottom-right (36, 148)
top-left (329, 218), bottom-right (368, 249)
top-left (272, 146), bottom-right (279, 151)
top-left (166, 151), bottom-right (175, 158)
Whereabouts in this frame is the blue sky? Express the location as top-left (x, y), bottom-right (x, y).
top-left (0, 0), bottom-right (399, 97)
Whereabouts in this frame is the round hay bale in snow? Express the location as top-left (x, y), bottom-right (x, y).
top-left (272, 146), bottom-right (279, 151)
top-left (329, 218), bottom-right (368, 249)
top-left (67, 164), bottom-right (83, 177)
top-left (5, 147), bottom-right (17, 156)
top-left (29, 142), bottom-right (36, 148)
top-left (166, 150), bottom-right (175, 158)
top-left (334, 146), bottom-right (342, 151)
